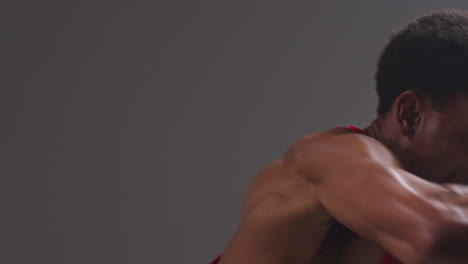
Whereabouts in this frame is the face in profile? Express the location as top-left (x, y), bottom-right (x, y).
top-left (409, 93), bottom-right (468, 184)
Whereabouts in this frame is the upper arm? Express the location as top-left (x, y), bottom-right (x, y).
top-left (285, 133), bottom-right (449, 264)
top-left (319, 159), bottom-right (446, 263)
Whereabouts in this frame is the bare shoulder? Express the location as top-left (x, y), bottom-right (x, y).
top-left (283, 128), bottom-right (402, 183)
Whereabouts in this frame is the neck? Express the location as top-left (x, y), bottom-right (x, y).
top-left (361, 118), bottom-right (446, 182)
top-left (362, 118), bottom-right (418, 175)
top-left (362, 118), bottom-right (386, 143)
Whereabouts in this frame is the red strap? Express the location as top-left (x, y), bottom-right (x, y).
top-left (335, 125), bottom-right (366, 135)
top-left (347, 125), bottom-right (366, 135)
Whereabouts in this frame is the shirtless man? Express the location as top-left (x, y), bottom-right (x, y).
top-left (212, 9), bottom-right (468, 264)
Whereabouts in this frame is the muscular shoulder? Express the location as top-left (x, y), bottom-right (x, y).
top-left (283, 128), bottom-right (402, 183)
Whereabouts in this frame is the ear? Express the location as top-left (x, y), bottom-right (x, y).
top-left (394, 90), bottom-right (425, 138)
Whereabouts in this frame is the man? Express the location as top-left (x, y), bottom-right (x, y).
top-left (212, 9), bottom-right (468, 264)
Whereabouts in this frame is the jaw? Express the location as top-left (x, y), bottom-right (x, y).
top-left (367, 118), bottom-right (452, 183)
top-left (380, 140), bottom-right (447, 183)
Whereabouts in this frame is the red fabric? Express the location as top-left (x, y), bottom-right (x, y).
top-left (336, 125), bottom-right (366, 135)
top-left (209, 126), bottom-right (399, 264)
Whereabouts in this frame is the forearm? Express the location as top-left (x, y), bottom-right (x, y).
top-left (311, 159), bottom-right (468, 264)
top-left (438, 183), bottom-right (468, 211)
top-left (284, 132), bottom-right (468, 263)
top-left (420, 184), bottom-right (468, 264)
top-left (313, 160), bottom-right (442, 263)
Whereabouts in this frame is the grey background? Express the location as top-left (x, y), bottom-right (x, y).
top-left (4, 1), bottom-right (468, 264)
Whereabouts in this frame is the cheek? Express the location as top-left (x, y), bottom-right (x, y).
top-left (421, 114), bottom-right (460, 155)
top-left (412, 127), bottom-right (455, 172)
top-left (414, 126), bottom-right (445, 157)
top-left (431, 133), bottom-right (468, 171)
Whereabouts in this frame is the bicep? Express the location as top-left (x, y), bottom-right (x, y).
top-left (315, 159), bottom-right (446, 264)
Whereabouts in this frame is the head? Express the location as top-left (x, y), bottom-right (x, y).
top-left (376, 9), bottom-right (468, 183)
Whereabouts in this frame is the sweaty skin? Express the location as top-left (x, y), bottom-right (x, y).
top-left (217, 127), bottom-right (468, 264)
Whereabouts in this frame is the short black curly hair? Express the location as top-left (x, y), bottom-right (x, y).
top-left (376, 9), bottom-right (468, 117)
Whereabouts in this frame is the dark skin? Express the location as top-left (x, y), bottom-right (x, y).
top-left (217, 91), bottom-right (468, 264)
top-left (371, 91), bottom-right (468, 185)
